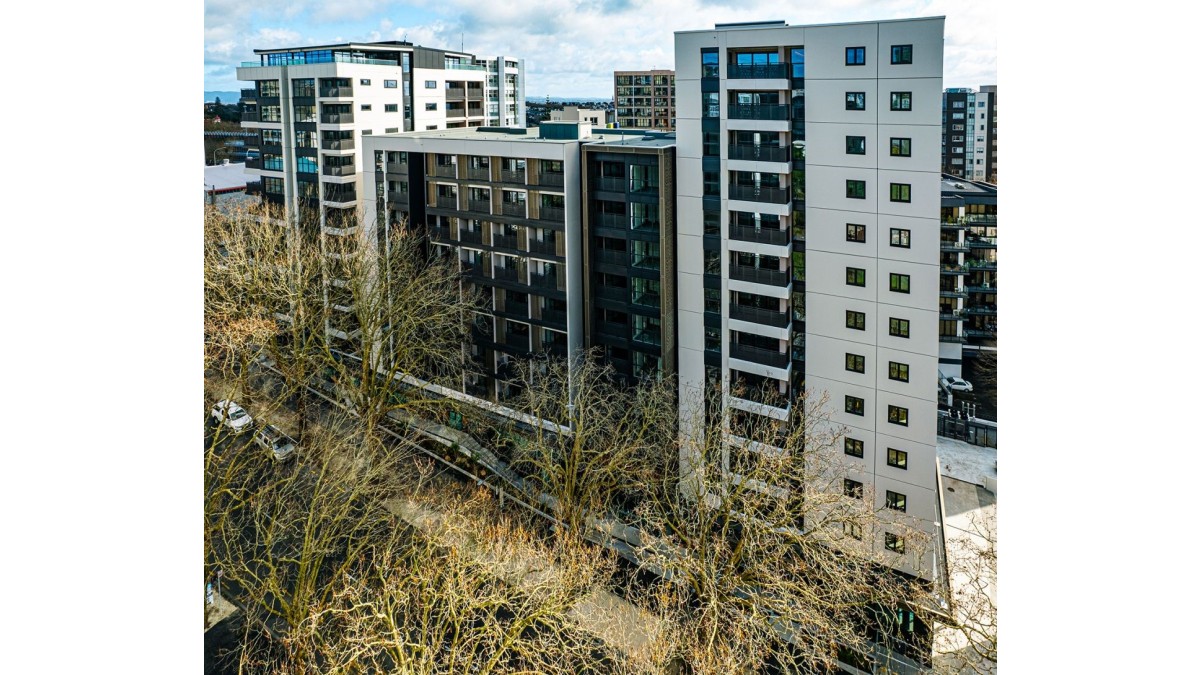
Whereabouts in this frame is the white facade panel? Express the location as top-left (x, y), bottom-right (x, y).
top-left (805, 250), bottom-right (878, 304)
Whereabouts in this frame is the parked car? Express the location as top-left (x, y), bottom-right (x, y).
top-left (254, 424), bottom-right (297, 461)
top-left (946, 376), bottom-right (974, 393)
top-left (211, 400), bottom-right (254, 432)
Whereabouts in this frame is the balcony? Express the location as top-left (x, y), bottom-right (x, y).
top-left (240, 88), bottom-right (257, 100)
top-left (632, 254), bottom-right (660, 271)
top-left (730, 304), bottom-right (790, 328)
top-left (964, 328), bottom-right (997, 338)
top-left (632, 291), bottom-right (661, 309)
top-left (446, 86), bottom-right (466, 99)
top-left (321, 138), bottom-right (354, 150)
top-left (939, 310), bottom-right (965, 321)
top-left (727, 63), bottom-right (789, 79)
top-left (501, 332), bottom-right (530, 350)
top-left (429, 225), bottom-right (452, 241)
top-left (466, 167), bottom-right (491, 181)
top-left (595, 286), bottom-right (627, 302)
top-left (965, 259), bottom-right (997, 271)
top-left (597, 320), bottom-right (627, 339)
top-left (492, 233), bottom-right (519, 250)
top-left (940, 288), bottom-right (967, 298)
top-left (458, 229), bottom-right (483, 245)
top-left (436, 195), bottom-right (460, 210)
top-left (940, 241), bottom-right (970, 252)
top-left (461, 261), bottom-right (486, 279)
top-left (729, 224), bottom-right (789, 246)
top-left (965, 284), bottom-right (996, 294)
top-left (728, 103), bottom-right (789, 121)
top-left (596, 249), bottom-right (628, 266)
top-left (500, 300), bottom-right (528, 318)
top-left (319, 86), bottom-right (353, 98)
top-left (387, 190), bottom-right (409, 204)
top-left (468, 199), bottom-right (492, 214)
top-left (323, 165), bottom-right (355, 177)
top-left (729, 263), bottom-right (789, 287)
top-left (447, 108), bottom-right (466, 118)
top-left (501, 169), bottom-right (526, 184)
top-left (730, 342), bottom-right (789, 369)
top-left (529, 238), bottom-right (558, 256)
top-left (631, 218), bottom-right (660, 234)
top-left (539, 205), bottom-right (565, 222)
top-left (529, 271), bottom-right (560, 290)
top-left (598, 176), bottom-right (625, 192)
top-left (324, 189), bottom-right (356, 205)
top-left (728, 184), bottom-right (789, 204)
top-left (501, 202), bottom-right (527, 217)
top-left (320, 112), bottom-right (354, 124)
top-left (963, 305), bottom-right (998, 316)
top-left (386, 160), bottom-right (408, 173)
top-left (728, 144), bottom-right (789, 163)
top-left (632, 328), bottom-right (662, 346)
top-left (245, 158), bottom-right (262, 170)
top-left (539, 172), bottom-right (565, 188)
top-left (540, 307), bottom-right (567, 324)
top-left (939, 333), bottom-right (966, 343)
top-left (493, 266), bottom-right (520, 282)
top-left (433, 164), bottom-right (458, 178)
top-left (940, 263), bottom-right (967, 275)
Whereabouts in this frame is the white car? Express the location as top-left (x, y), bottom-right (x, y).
top-left (946, 376), bottom-right (974, 393)
top-left (254, 424), bottom-right (297, 461)
top-left (211, 400), bottom-right (254, 432)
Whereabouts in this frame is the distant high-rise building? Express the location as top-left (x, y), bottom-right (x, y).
top-left (941, 86), bottom-right (996, 183)
top-left (614, 70), bottom-right (675, 130)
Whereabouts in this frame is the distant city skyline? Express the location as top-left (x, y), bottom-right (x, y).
top-left (205, 0), bottom-right (996, 98)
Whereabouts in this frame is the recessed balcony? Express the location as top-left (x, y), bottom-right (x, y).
top-left (728, 184), bottom-right (789, 204)
top-left (730, 342), bottom-right (789, 369)
top-left (727, 103), bottom-right (789, 121)
top-left (729, 223), bottom-right (789, 246)
top-left (727, 63), bottom-right (789, 79)
top-left (729, 263), bottom-right (790, 287)
top-left (728, 143), bottom-right (789, 163)
top-left (729, 304), bottom-right (790, 328)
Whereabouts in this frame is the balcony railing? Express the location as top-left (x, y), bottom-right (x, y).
top-left (940, 264), bottom-right (967, 274)
top-left (965, 260), bottom-right (997, 271)
top-left (321, 138), bottom-right (354, 150)
top-left (729, 224), bottom-right (789, 246)
top-left (964, 328), bottom-right (997, 338)
top-left (446, 87), bottom-right (466, 99)
top-left (727, 63), bottom-right (789, 79)
top-left (529, 272), bottom-right (559, 290)
top-left (596, 249), bottom-right (627, 266)
top-left (466, 167), bottom-right (491, 180)
top-left (245, 158), bottom-right (262, 170)
top-left (940, 241), bottom-right (970, 252)
top-left (939, 333), bottom-right (966, 343)
top-left (324, 189), bottom-right (356, 204)
top-left (965, 284), bottom-right (996, 294)
top-left (501, 169), bottom-right (525, 184)
top-left (728, 143), bottom-right (789, 163)
top-left (320, 112), bottom-right (354, 124)
top-left (540, 307), bottom-right (568, 325)
top-left (633, 328), bottom-right (662, 346)
top-left (468, 199), bottom-right (492, 214)
top-left (595, 286), bottom-right (627, 302)
top-left (730, 304), bottom-right (790, 328)
top-left (597, 320), bottom-right (627, 339)
top-left (500, 301), bottom-right (529, 317)
top-left (323, 165), bottom-right (355, 177)
top-left (501, 332), bottom-right (530, 350)
top-left (940, 288), bottom-right (967, 298)
top-left (436, 195), bottom-right (459, 209)
top-left (447, 108), bottom-right (466, 118)
top-left (319, 86), bottom-right (353, 97)
top-left (968, 237), bottom-right (998, 248)
top-left (632, 291), bottom-right (661, 309)
top-left (433, 164), bottom-right (458, 178)
top-left (501, 202), bottom-right (526, 217)
top-left (729, 263), bottom-right (789, 287)
top-left (529, 238), bottom-right (558, 255)
top-left (730, 342), bottom-right (789, 368)
top-left (387, 190), bottom-right (409, 204)
top-left (729, 184), bottom-right (790, 204)
top-left (539, 172), bottom-right (565, 187)
top-left (492, 234), bottom-right (519, 250)
top-left (540, 205), bottom-right (565, 222)
top-left (493, 266), bottom-right (519, 282)
top-left (632, 255), bottom-right (660, 271)
top-left (240, 88), bottom-right (257, 100)
top-left (429, 225), bottom-right (452, 241)
top-left (386, 160), bottom-right (407, 173)
top-left (458, 229), bottom-right (483, 245)
top-left (631, 218), bottom-right (660, 233)
top-left (598, 176), bottom-right (626, 192)
top-left (728, 103), bottom-right (789, 121)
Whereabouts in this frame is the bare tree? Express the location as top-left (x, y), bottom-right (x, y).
top-left (935, 511), bottom-right (997, 674)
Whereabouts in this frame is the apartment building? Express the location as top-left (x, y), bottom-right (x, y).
top-left (615, 70), bottom-right (676, 130)
top-left (237, 41), bottom-right (523, 227)
top-left (674, 18), bottom-right (945, 582)
top-left (938, 175), bottom-right (996, 375)
top-left (941, 86), bottom-right (996, 183)
top-left (550, 105), bottom-right (614, 127)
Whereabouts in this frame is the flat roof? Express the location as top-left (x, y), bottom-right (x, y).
top-left (940, 174), bottom-right (996, 196)
top-left (676, 15), bottom-right (945, 34)
top-left (586, 131), bottom-right (676, 149)
top-left (204, 162), bottom-right (248, 192)
top-left (254, 40), bottom-right (472, 58)
top-left (376, 126), bottom-right (586, 145)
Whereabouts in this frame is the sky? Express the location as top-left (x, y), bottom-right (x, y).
top-left (204, 0), bottom-right (996, 98)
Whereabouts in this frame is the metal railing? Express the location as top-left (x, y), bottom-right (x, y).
top-left (501, 169), bottom-right (525, 184)
top-left (539, 172), bottom-right (565, 187)
top-left (528, 238), bottom-right (558, 256)
top-left (436, 195), bottom-right (459, 209)
top-left (598, 176), bottom-right (626, 192)
top-left (730, 304), bottom-right (790, 328)
top-left (468, 199), bottom-right (492, 214)
top-left (492, 234), bottom-right (519, 250)
top-left (596, 249), bottom-right (627, 266)
top-left (433, 164), bottom-right (458, 178)
top-left (729, 184), bottom-right (790, 204)
top-left (730, 342), bottom-right (789, 368)
top-left (319, 86), bottom-right (353, 97)
top-left (539, 205), bottom-right (565, 222)
top-left (728, 144), bottom-right (789, 163)
top-left (320, 112), bottom-right (354, 124)
top-left (729, 263), bottom-right (789, 287)
top-left (466, 167), bottom-right (491, 180)
top-left (727, 63), bottom-right (789, 79)
top-left (501, 202), bottom-right (526, 217)
top-left (529, 272), bottom-right (559, 290)
top-left (322, 165), bottom-right (355, 177)
top-left (729, 224), bottom-right (789, 245)
top-left (457, 229), bottom-right (483, 245)
top-left (321, 138), bottom-right (354, 150)
top-left (540, 307), bottom-right (567, 324)
top-left (493, 266), bottom-right (519, 282)
top-left (728, 103), bottom-right (789, 121)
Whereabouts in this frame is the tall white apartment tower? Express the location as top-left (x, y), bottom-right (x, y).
top-left (674, 18), bottom-right (945, 580)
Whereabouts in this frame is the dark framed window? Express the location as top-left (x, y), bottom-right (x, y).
top-left (701, 49), bottom-right (719, 78)
top-left (890, 273), bottom-right (911, 293)
top-left (425, 102), bottom-right (437, 111)
top-left (845, 47), bottom-right (866, 66)
top-left (887, 448), bottom-right (908, 470)
top-left (888, 362), bottom-right (909, 382)
top-left (890, 91), bottom-right (912, 111)
top-left (424, 80), bottom-right (436, 89)
top-left (846, 135), bottom-right (866, 155)
top-left (360, 104), bottom-right (372, 111)
top-left (885, 490), bottom-right (907, 512)
top-left (844, 522), bottom-right (862, 540)
top-left (385, 103), bottom-right (398, 112)
top-left (845, 438), bottom-right (864, 458)
top-left (890, 183), bottom-right (911, 203)
top-left (847, 310), bottom-right (866, 331)
top-left (359, 78), bottom-right (371, 86)
top-left (844, 478), bottom-right (864, 498)
top-left (886, 532), bottom-right (905, 553)
top-left (890, 228), bottom-right (911, 248)
top-left (384, 79), bottom-right (398, 88)
top-left (845, 395), bottom-right (865, 416)
top-left (846, 180), bottom-right (866, 199)
top-left (891, 45), bottom-right (913, 65)
top-left (846, 224), bottom-right (866, 242)
top-left (845, 353), bottom-right (865, 373)
top-left (890, 137), bottom-right (911, 157)
top-left (889, 317), bottom-right (910, 338)
top-left (845, 92), bottom-right (866, 111)
top-left (384, 127), bottom-right (398, 134)
top-left (846, 267), bottom-right (866, 287)
top-left (888, 405), bottom-right (909, 426)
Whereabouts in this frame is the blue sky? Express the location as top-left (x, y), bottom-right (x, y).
top-left (205, 0), bottom-right (996, 98)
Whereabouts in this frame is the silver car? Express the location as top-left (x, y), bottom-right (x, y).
top-left (211, 400), bottom-right (254, 432)
top-left (254, 424), bottom-right (297, 461)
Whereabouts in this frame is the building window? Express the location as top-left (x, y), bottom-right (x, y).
top-left (845, 353), bottom-right (865, 373)
top-left (845, 438), bottom-right (864, 458)
top-left (890, 138), bottom-right (911, 157)
top-left (702, 49), bottom-right (719, 78)
top-left (844, 478), bottom-right (864, 499)
top-left (385, 104), bottom-right (398, 113)
top-left (890, 92), bottom-right (912, 111)
top-left (425, 102), bottom-right (437, 111)
top-left (845, 92), bottom-right (866, 111)
top-left (422, 80), bottom-right (436, 89)
top-left (360, 104), bottom-right (372, 111)
top-left (885, 532), bottom-right (905, 554)
top-left (360, 78), bottom-right (371, 85)
top-left (296, 156), bottom-right (317, 173)
top-left (891, 45), bottom-right (913, 65)
top-left (361, 130), bottom-right (372, 135)
top-left (887, 448), bottom-right (908, 470)
top-left (846, 310), bottom-right (866, 331)
top-left (889, 317), bottom-right (910, 338)
top-left (846, 267), bottom-right (866, 287)
top-left (889, 273), bottom-right (911, 294)
top-left (263, 176), bottom-right (283, 194)
top-left (385, 127), bottom-right (398, 133)
top-left (844, 522), bottom-right (863, 540)
top-left (890, 228), bottom-right (911, 248)
top-left (846, 135), bottom-right (866, 155)
top-left (845, 396), bottom-right (865, 416)
top-left (885, 491), bottom-right (907, 512)
top-left (426, 125), bottom-right (438, 130)
top-left (846, 224), bottom-right (865, 242)
top-left (701, 92), bottom-right (720, 118)
top-left (846, 180), bottom-right (866, 199)
top-left (889, 183), bottom-right (911, 203)
top-left (888, 405), bottom-right (909, 426)
top-left (384, 80), bottom-right (398, 88)
top-left (888, 362), bottom-right (910, 382)
top-left (845, 47), bottom-right (866, 66)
